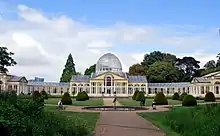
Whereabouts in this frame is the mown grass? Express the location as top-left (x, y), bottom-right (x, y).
top-left (139, 104), bottom-right (220, 136)
top-left (44, 105), bottom-right (100, 132)
top-left (45, 98), bottom-right (104, 106)
top-left (118, 98), bottom-right (204, 106)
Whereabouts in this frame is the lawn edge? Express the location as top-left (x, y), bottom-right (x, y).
top-left (137, 112), bottom-right (180, 136)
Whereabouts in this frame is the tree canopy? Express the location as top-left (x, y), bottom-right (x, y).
top-left (84, 64), bottom-right (96, 75)
top-left (0, 46), bottom-right (17, 73)
top-left (147, 61), bottom-right (181, 83)
top-left (60, 54), bottom-right (76, 82)
top-left (141, 51), bottom-right (177, 67)
top-left (128, 63), bottom-right (145, 76)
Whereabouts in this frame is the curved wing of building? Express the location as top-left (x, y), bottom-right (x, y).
top-left (1, 52), bottom-right (220, 98)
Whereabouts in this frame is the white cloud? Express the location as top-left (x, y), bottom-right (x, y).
top-left (0, 3), bottom-right (219, 81)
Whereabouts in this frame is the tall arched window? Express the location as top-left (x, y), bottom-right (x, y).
top-left (215, 81), bottom-right (220, 94)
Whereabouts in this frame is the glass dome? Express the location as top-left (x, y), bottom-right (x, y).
top-left (95, 53), bottom-right (122, 75)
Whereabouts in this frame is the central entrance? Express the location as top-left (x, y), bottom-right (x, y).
top-left (104, 75), bottom-right (114, 96)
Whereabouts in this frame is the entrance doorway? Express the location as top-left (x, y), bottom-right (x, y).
top-left (104, 75), bottom-right (114, 96)
top-left (107, 89), bottom-right (111, 94)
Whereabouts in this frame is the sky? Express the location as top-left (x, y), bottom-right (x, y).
top-left (0, 0), bottom-right (220, 81)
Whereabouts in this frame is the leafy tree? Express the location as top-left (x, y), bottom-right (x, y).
top-left (141, 51), bottom-right (177, 67)
top-left (204, 60), bottom-right (216, 69)
top-left (176, 57), bottom-right (200, 74)
top-left (129, 63), bottom-right (145, 76)
top-left (0, 46), bottom-right (17, 73)
top-left (217, 53), bottom-right (220, 67)
top-left (76, 72), bottom-right (82, 75)
top-left (60, 54), bottom-right (76, 82)
top-left (84, 64), bottom-right (96, 75)
top-left (147, 61), bottom-right (181, 83)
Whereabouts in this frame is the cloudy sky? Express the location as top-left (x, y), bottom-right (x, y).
top-left (1, 0), bottom-right (220, 81)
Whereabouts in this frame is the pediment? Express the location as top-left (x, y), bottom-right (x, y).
top-left (20, 77), bottom-right (28, 83)
top-left (91, 72), bottom-right (127, 80)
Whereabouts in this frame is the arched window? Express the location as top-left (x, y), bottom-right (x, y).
top-left (78, 84), bottom-right (83, 92)
top-left (104, 75), bottom-right (113, 86)
top-left (216, 86), bottom-right (219, 94)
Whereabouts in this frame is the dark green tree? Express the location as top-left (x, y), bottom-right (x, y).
top-left (0, 46), bottom-right (17, 73)
top-left (60, 54), bottom-right (76, 82)
top-left (147, 61), bottom-right (181, 83)
top-left (216, 53), bottom-right (220, 67)
top-left (84, 64), bottom-right (96, 75)
top-left (141, 51), bottom-right (177, 67)
top-left (129, 63), bottom-right (145, 76)
top-left (204, 60), bottom-right (216, 69)
top-left (176, 57), bottom-right (200, 74)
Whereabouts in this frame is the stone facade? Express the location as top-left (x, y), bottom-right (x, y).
top-left (1, 53), bottom-right (220, 98)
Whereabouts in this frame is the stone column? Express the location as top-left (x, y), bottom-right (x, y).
top-left (145, 83), bottom-right (148, 96)
top-left (76, 84), bottom-right (79, 95)
top-left (89, 83), bottom-right (92, 95)
top-left (96, 82), bottom-right (98, 96)
top-left (126, 83), bottom-right (128, 96)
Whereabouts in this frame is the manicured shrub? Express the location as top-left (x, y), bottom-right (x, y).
top-left (179, 92), bottom-right (187, 101)
top-left (172, 92), bottom-right (179, 100)
top-left (61, 92), bottom-right (72, 105)
top-left (40, 90), bottom-right (48, 99)
top-left (154, 92), bottom-right (168, 105)
top-left (182, 94), bottom-right (197, 106)
top-left (132, 90), bottom-right (139, 100)
top-left (76, 91), bottom-right (89, 101)
top-left (204, 92), bottom-right (216, 102)
top-left (135, 91), bottom-right (145, 101)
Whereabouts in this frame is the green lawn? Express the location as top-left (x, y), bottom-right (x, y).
top-left (45, 98), bottom-right (104, 106)
top-left (138, 111), bottom-right (180, 136)
top-left (139, 105), bottom-right (218, 136)
top-left (118, 98), bottom-right (204, 106)
top-left (44, 105), bottom-right (100, 132)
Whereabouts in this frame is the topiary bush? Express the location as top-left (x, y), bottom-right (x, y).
top-left (204, 92), bottom-right (216, 102)
top-left (172, 92), bottom-right (180, 100)
top-left (179, 92), bottom-right (187, 101)
top-left (154, 92), bottom-right (168, 105)
top-left (61, 92), bottom-right (72, 105)
top-left (82, 91), bottom-right (89, 100)
top-left (132, 90), bottom-right (139, 100)
top-left (76, 92), bottom-right (89, 101)
top-left (135, 91), bottom-right (145, 101)
top-left (40, 90), bottom-right (48, 99)
top-left (182, 94), bottom-right (197, 106)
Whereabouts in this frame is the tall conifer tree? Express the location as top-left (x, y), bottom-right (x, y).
top-left (60, 54), bottom-right (76, 82)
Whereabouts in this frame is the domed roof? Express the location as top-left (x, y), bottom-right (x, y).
top-left (95, 53), bottom-right (122, 75)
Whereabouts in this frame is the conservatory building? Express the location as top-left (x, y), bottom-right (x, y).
top-left (70, 53), bottom-right (148, 97)
top-left (1, 52), bottom-right (220, 98)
